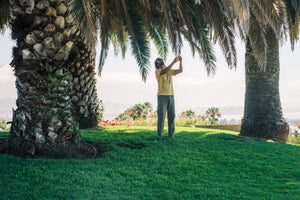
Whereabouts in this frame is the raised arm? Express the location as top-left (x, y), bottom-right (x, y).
top-left (160, 57), bottom-right (180, 75)
top-left (174, 56), bottom-right (183, 75)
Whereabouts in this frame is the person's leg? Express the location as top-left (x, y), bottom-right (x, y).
top-left (167, 96), bottom-right (175, 136)
top-left (157, 95), bottom-right (167, 137)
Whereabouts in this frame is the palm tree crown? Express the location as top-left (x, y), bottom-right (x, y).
top-left (70, 0), bottom-right (238, 81)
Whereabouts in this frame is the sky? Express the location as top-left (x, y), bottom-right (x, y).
top-left (1, 30), bottom-right (300, 118)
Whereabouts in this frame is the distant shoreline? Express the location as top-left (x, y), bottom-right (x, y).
top-left (221, 113), bottom-right (300, 125)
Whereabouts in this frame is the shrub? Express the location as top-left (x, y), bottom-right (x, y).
top-left (115, 112), bottom-right (130, 122)
top-left (288, 134), bottom-right (300, 144)
top-left (115, 102), bottom-right (154, 124)
top-left (127, 102), bottom-right (153, 120)
top-left (0, 119), bottom-right (6, 130)
top-left (176, 115), bottom-right (206, 126)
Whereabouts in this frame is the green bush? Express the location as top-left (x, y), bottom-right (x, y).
top-left (115, 102), bottom-right (153, 122)
top-left (176, 116), bottom-right (205, 126)
top-left (115, 112), bottom-right (130, 122)
top-left (0, 120), bottom-right (6, 130)
top-left (288, 134), bottom-right (300, 144)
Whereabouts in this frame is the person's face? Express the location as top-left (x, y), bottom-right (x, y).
top-left (157, 59), bottom-right (165, 69)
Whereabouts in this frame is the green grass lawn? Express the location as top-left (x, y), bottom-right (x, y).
top-left (1, 126), bottom-right (300, 200)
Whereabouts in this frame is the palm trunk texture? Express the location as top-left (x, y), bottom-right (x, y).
top-left (70, 41), bottom-right (100, 129)
top-left (240, 27), bottom-right (289, 142)
top-left (9, 0), bottom-right (81, 156)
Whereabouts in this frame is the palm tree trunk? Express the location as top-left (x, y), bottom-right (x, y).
top-left (240, 27), bottom-right (289, 142)
top-left (9, 0), bottom-right (80, 156)
top-left (70, 41), bottom-right (101, 128)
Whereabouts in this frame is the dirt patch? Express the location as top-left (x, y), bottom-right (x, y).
top-left (0, 137), bottom-right (107, 160)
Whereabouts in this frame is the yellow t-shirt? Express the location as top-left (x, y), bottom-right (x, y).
top-left (155, 69), bottom-right (175, 96)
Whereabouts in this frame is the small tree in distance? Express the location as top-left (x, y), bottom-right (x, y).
top-left (206, 107), bottom-right (222, 125)
top-left (180, 110), bottom-right (196, 119)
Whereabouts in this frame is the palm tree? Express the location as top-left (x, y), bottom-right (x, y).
top-left (218, 0), bottom-right (298, 142)
top-left (181, 110), bottom-right (196, 119)
top-left (70, 38), bottom-right (101, 129)
top-left (240, 25), bottom-right (290, 141)
top-left (1, 0), bottom-right (102, 129)
top-left (238, 1), bottom-right (300, 142)
top-left (206, 107), bottom-right (222, 124)
top-left (7, 0), bottom-right (85, 156)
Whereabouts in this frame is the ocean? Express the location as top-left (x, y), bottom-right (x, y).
top-left (221, 113), bottom-right (300, 125)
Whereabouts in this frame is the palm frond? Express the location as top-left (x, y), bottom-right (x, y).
top-left (138, 0), bottom-right (154, 33)
top-left (98, 39), bottom-right (110, 76)
top-left (99, 0), bottom-right (111, 52)
top-left (177, 0), bottom-right (197, 56)
top-left (0, 0), bottom-right (10, 34)
top-left (110, 33), bottom-right (120, 56)
top-left (120, 0), bottom-right (134, 37)
top-left (248, 10), bottom-right (268, 70)
top-left (285, 0), bottom-right (300, 50)
top-left (195, 27), bottom-right (217, 76)
top-left (285, 0), bottom-right (300, 23)
top-left (224, 0), bottom-right (250, 24)
top-left (113, 0), bottom-right (125, 44)
top-left (150, 27), bottom-right (168, 60)
top-left (288, 11), bottom-right (300, 50)
top-left (125, 9), bottom-right (150, 82)
top-left (202, 0), bottom-right (237, 69)
top-left (69, 0), bottom-right (98, 48)
top-left (251, 0), bottom-right (287, 39)
top-left (182, 5), bottom-right (217, 76)
top-left (223, 0), bottom-right (250, 40)
top-left (121, 32), bottom-right (129, 59)
top-left (159, 0), bottom-right (183, 55)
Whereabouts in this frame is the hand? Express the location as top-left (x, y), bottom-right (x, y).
top-left (178, 56), bottom-right (182, 61)
top-left (173, 57), bottom-right (180, 63)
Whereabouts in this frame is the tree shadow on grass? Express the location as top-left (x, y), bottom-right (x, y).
top-left (81, 127), bottom-right (158, 152)
top-left (203, 132), bottom-right (300, 150)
